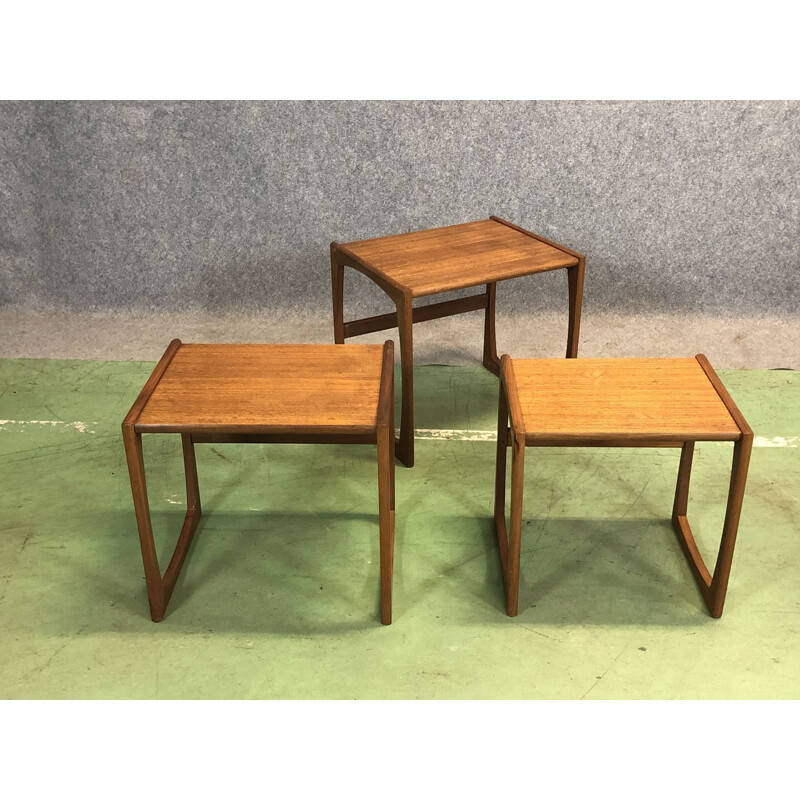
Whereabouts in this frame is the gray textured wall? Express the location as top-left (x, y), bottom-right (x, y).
top-left (1, 100), bottom-right (798, 318)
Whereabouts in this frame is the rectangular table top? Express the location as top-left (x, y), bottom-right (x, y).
top-left (339, 218), bottom-right (578, 297)
top-left (128, 342), bottom-right (387, 435)
top-left (505, 357), bottom-right (745, 443)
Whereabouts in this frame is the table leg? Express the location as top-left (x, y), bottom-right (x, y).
top-left (672, 435), bottom-right (752, 618)
top-left (671, 441), bottom-right (714, 599)
top-left (396, 294), bottom-right (415, 467)
top-left (506, 434), bottom-right (526, 616)
top-left (483, 282), bottom-right (501, 376)
top-left (331, 251), bottom-right (345, 344)
top-left (493, 379), bottom-right (526, 616)
top-left (377, 417), bottom-right (395, 625)
top-left (493, 378), bottom-right (510, 584)
top-left (672, 441), bottom-right (694, 518)
top-left (566, 257), bottom-right (585, 358)
top-left (122, 426), bottom-right (203, 622)
top-left (708, 435), bottom-right (753, 617)
top-left (182, 433), bottom-right (201, 514)
top-left (122, 425), bottom-right (166, 622)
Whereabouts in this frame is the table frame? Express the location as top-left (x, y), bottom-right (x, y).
top-left (331, 216), bottom-right (585, 468)
top-left (122, 339), bottom-right (396, 624)
top-left (493, 353), bottom-right (753, 618)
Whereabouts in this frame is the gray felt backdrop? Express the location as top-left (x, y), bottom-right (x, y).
top-left (3, 100), bottom-right (798, 313)
top-left (1, 101), bottom-right (798, 366)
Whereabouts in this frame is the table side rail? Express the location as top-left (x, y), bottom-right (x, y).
top-left (695, 353), bottom-right (754, 438)
top-left (122, 338), bottom-right (183, 427)
top-left (489, 215), bottom-right (583, 261)
top-left (343, 292), bottom-right (489, 338)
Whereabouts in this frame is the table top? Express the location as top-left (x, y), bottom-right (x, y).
top-left (339, 218), bottom-right (579, 297)
top-left (127, 342), bottom-right (388, 435)
top-left (505, 356), bottom-right (746, 443)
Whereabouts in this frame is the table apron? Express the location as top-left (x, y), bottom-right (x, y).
top-left (513, 436), bottom-right (739, 448)
top-left (164, 432), bottom-right (378, 445)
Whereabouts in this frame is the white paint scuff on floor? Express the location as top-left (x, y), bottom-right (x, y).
top-left (410, 429), bottom-right (799, 448)
top-left (411, 428), bottom-right (498, 442)
top-left (753, 436), bottom-right (800, 448)
top-left (0, 419), bottom-right (96, 433)
top-left (0, 421), bottom-right (797, 448)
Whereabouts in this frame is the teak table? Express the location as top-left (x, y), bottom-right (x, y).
top-left (494, 355), bottom-right (752, 618)
top-left (122, 340), bottom-right (396, 624)
top-left (331, 216), bottom-right (585, 467)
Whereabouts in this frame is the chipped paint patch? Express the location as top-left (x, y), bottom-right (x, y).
top-left (0, 419), bottom-right (96, 433)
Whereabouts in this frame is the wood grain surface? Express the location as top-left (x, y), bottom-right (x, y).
top-left (133, 343), bottom-right (385, 433)
top-left (508, 357), bottom-right (741, 441)
top-left (341, 219), bottom-right (578, 297)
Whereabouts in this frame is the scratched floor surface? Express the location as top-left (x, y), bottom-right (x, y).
top-left (1, 360), bottom-right (798, 699)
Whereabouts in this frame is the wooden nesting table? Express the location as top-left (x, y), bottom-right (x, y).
top-left (122, 340), bottom-right (396, 624)
top-left (494, 355), bottom-right (752, 618)
top-left (331, 216), bottom-right (585, 467)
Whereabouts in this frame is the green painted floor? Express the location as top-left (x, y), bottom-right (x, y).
top-left (1, 359), bottom-right (798, 699)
